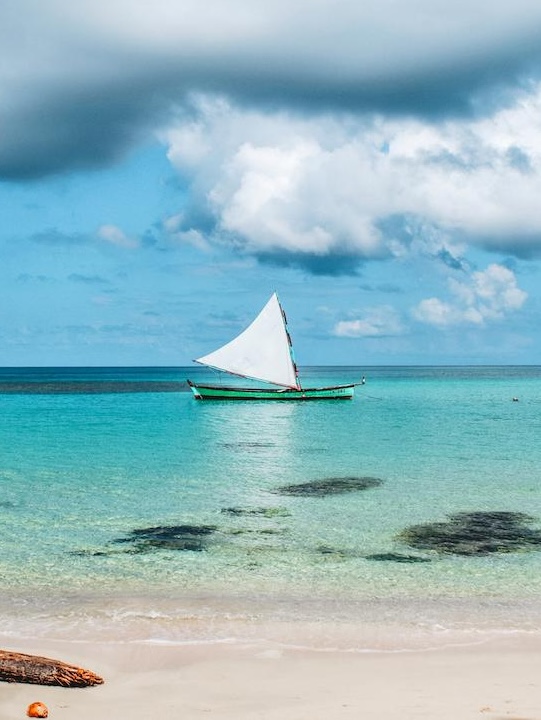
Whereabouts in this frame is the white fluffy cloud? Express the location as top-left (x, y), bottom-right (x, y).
top-left (162, 87), bottom-right (541, 268)
top-left (333, 305), bottom-right (404, 337)
top-left (413, 263), bottom-right (527, 326)
top-left (163, 102), bottom-right (392, 265)
top-left (97, 225), bottom-right (139, 249)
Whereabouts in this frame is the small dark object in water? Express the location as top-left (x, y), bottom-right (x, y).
top-left (317, 545), bottom-right (338, 555)
top-left (226, 528), bottom-right (285, 536)
top-left (222, 442), bottom-right (275, 449)
top-left (0, 649), bottom-right (103, 687)
top-left (398, 511), bottom-right (541, 556)
top-left (365, 552), bottom-right (431, 564)
top-left (513, 397), bottom-right (519, 402)
top-left (316, 545), bottom-right (353, 559)
top-left (273, 477), bottom-right (383, 497)
top-left (114, 524), bottom-right (217, 552)
top-left (221, 507), bottom-right (291, 518)
top-left (69, 549), bottom-right (109, 557)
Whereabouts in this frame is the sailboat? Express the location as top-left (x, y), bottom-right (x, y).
top-left (187, 293), bottom-right (359, 400)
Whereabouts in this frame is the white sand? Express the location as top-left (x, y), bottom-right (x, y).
top-left (1, 635), bottom-right (540, 720)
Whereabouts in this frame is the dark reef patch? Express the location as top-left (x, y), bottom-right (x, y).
top-left (273, 477), bottom-right (383, 497)
top-left (0, 500), bottom-right (18, 509)
top-left (221, 506), bottom-right (291, 518)
top-left (365, 552), bottom-right (431, 563)
top-left (0, 381), bottom-right (184, 394)
top-left (113, 524), bottom-right (218, 552)
top-left (398, 511), bottom-right (541, 556)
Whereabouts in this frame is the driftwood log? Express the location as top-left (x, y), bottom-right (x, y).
top-left (0, 650), bottom-right (104, 687)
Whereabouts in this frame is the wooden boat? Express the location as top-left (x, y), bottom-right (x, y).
top-left (188, 293), bottom-right (359, 400)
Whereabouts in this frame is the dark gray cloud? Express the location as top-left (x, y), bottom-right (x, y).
top-left (359, 282), bottom-right (404, 294)
top-left (472, 232), bottom-right (541, 259)
top-left (0, 78), bottom-right (171, 180)
top-left (255, 249), bottom-right (362, 276)
top-left (68, 273), bottom-right (110, 284)
top-left (29, 229), bottom-right (89, 245)
top-left (225, 43), bottom-right (541, 119)
top-left (3, 1), bottom-right (541, 180)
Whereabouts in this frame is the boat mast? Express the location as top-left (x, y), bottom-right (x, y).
top-left (277, 295), bottom-right (302, 391)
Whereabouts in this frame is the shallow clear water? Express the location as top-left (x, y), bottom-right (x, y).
top-left (1, 366), bottom-right (540, 648)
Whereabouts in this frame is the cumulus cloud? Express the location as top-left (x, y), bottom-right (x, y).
top-left (333, 305), bottom-right (404, 337)
top-left (162, 214), bottom-right (211, 251)
top-left (4, 0), bottom-right (541, 321)
top-left (160, 87), bottom-right (541, 272)
top-left (4, 1), bottom-right (541, 179)
top-left (97, 224), bottom-right (139, 249)
top-left (413, 263), bottom-right (527, 326)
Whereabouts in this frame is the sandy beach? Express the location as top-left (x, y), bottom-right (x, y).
top-left (1, 634), bottom-right (540, 720)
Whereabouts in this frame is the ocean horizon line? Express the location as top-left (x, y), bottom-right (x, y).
top-left (1, 363), bottom-right (541, 370)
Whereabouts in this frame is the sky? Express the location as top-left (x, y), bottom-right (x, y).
top-left (2, 1), bottom-right (541, 367)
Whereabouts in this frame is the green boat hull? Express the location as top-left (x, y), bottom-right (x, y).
top-left (188, 381), bottom-right (355, 400)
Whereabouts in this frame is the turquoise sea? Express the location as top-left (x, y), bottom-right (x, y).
top-left (1, 366), bottom-right (540, 650)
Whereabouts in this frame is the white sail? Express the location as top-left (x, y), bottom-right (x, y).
top-left (195, 293), bottom-right (300, 389)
